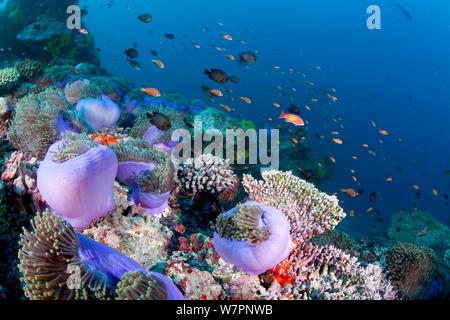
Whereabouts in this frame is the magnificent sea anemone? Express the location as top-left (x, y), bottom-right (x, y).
top-left (37, 132), bottom-right (118, 229)
top-left (213, 201), bottom-right (295, 275)
top-left (18, 210), bottom-right (184, 300)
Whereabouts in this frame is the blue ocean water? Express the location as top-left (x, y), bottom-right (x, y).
top-left (80, 0), bottom-right (450, 239)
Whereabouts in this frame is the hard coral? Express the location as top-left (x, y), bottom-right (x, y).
top-left (178, 153), bottom-right (238, 199)
top-left (243, 170), bottom-right (346, 244)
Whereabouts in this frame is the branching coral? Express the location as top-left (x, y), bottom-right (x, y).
top-left (242, 170), bottom-right (346, 243)
top-left (178, 153), bottom-right (238, 199)
top-left (385, 242), bottom-right (436, 299)
top-left (265, 243), bottom-right (396, 300)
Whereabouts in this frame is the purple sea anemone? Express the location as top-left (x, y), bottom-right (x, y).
top-left (76, 94), bottom-right (120, 129)
top-left (124, 95), bottom-right (142, 115)
top-left (131, 188), bottom-right (171, 215)
top-left (37, 133), bottom-right (118, 230)
top-left (143, 124), bottom-right (181, 154)
top-left (18, 210), bottom-right (184, 300)
top-left (213, 201), bottom-right (295, 275)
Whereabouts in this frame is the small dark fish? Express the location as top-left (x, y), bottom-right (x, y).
top-left (358, 189), bottom-right (364, 195)
top-left (138, 13), bottom-right (152, 23)
top-left (164, 33), bottom-right (175, 40)
top-left (126, 59), bottom-right (141, 71)
top-left (205, 68), bottom-right (228, 83)
top-left (81, 8), bottom-right (88, 15)
top-left (396, 3), bottom-right (412, 20)
top-left (416, 191), bottom-right (421, 198)
top-left (445, 194), bottom-right (449, 200)
top-left (125, 48), bottom-right (138, 59)
top-left (297, 129), bottom-right (305, 139)
top-left (288, 103), bottom-right (301, 114)
top-left (151, 50), bottom-right (158, 56)
top-left (146, 112), bottom-right (171, 131)
top-left (369, 192), bottom-right (376, 202)
top-left (239, 51), bottom-right (257, 63)
top-left (300, 169), bottom-right (314, 180)
top-left (228, 75), bottom-right (240, 83)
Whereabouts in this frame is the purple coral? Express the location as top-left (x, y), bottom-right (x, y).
top-left (76, 94), bottom-right (120, 130)
top-left (213, 201), bottom-right (295, 275)
top-left (37, 133), bottom-right (118, 229)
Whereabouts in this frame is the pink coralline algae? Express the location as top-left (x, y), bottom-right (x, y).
top-left (37, 133), bottom-right (118, 229)
top-left (213, 201), bottom-right (295, 275)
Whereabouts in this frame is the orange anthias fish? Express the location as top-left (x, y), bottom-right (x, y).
top-left (222, 34), bottom-right (233, 40)
top-left (240, 96), bottom-right (252, 104)
top-left (79, 28), bottom-right (89, 34)
top-left (341, 188), bottom-right (358, 197)
top-left (332, 138), bottom-right (343, 144)
top-left (219, 104), bottom-right (233, 112)
top-left (152, 59), bottom-right (165, 69)
top-left (280, 110), bottom-right (304, 126)
top-left (209, 89), bottom-right (223, 97)
top-left (379, 129), bottom-right (389, 135)
top-left (141, 87), bottom-right (161, 97)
